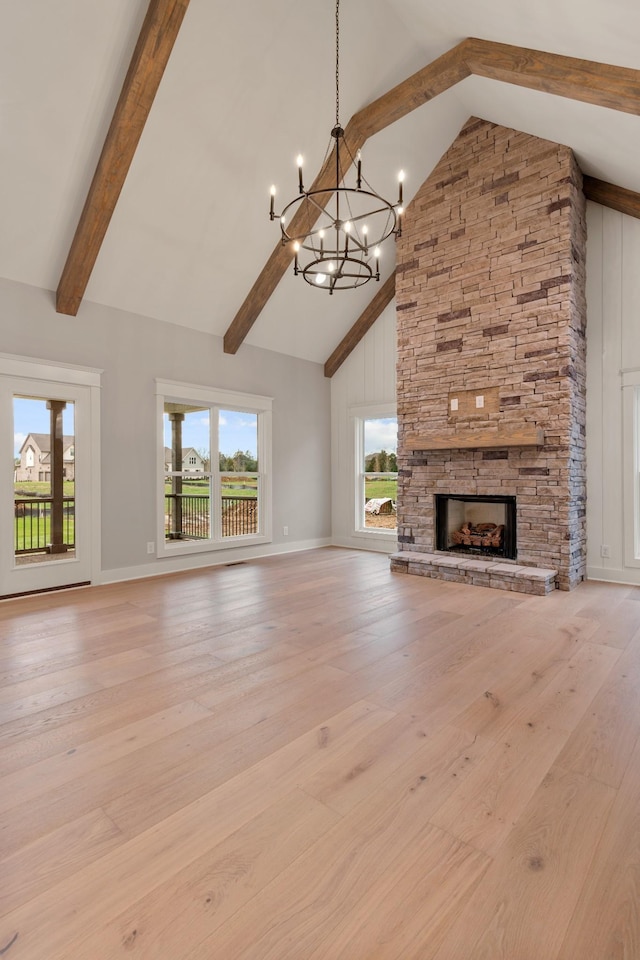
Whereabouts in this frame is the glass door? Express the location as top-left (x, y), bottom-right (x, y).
top-left (0, 370), bottom-right (98, 598)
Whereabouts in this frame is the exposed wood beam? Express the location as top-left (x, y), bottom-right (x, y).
top-left (56, 0), bottom-right (191, 316)
top-left (463, 38), bottom-right (640, 116)
top-left (351, 43), bottom-right (471, 140)
top-left (583, 176), bottom-right (640, 219)
top-left (324, 272), bottom-right (396, 378)
top-left (226, 37), bottom-right (640, 355)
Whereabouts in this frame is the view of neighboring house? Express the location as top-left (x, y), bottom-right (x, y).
top-left (15, 433), bottom-right (75, 482)
top-left (163, 446), bottom-right (206, 473)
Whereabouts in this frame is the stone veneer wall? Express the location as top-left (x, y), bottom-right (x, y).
top-left (395, 118), bottom-right (587, 590)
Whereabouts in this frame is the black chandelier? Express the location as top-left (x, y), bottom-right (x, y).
top-left (268, 0), bottom-right (405, 292)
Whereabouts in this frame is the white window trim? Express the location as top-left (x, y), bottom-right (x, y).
top-left (622, 372), bottom-right (640, 567)
top-left (349, 402), bottom-right (398, 542)
top-left (156, 379), bottom-right (272, 558)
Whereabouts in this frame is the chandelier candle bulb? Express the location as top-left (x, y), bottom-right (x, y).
top-left (269, 185), bottom-right (276, 219)
top-left (319, 229), bottom-right (325, 255)
top-left (398, 170), bottom-right (405, 206)
top-left (356, 150), bottom-right (362, 188)
top-left (362, 224), bottom-right (369, 254)
top-left (293, 240), bottom-right (300, 274)
top-left (297, 155), bottom-right (304, 193)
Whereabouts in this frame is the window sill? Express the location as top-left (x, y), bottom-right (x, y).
top-left (158, 534), bottom-right (271, 559)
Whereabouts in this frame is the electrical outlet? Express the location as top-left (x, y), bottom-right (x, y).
top-left (450, 398), bottom-right (458, 411)
top-left (283, 526), bottom-right (289, 536)
top-left (600, 544), bottom-right (611, 559)
top-left (147, 541), bottom-right (155, 554)
top-left (475, 394), bottom-right (485, 409)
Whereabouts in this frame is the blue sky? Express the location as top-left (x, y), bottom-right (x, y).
top-left (13, 397), bottom-right (75, 455)
top-left (163, 409), bottom-right (257, 459)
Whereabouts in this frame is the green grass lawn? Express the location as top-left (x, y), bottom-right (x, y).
top-left (14, 481), bottom-right (75, 498)
top-left (364, 478), bottom-right (397, 500)
top-left (15, 521), bottom-right (75, 551)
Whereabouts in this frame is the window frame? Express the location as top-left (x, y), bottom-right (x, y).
top-left (623, 373), bottom-right (640, 568)
top-left (350, 403), bottom-right (398, 542)
top-left (156, 379), bottom-right (272, 558)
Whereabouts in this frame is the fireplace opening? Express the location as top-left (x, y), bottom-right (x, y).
top-left (435, 494), bottom-right (517, 560)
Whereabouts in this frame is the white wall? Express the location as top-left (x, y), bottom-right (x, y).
top-left (586, 201), bottom-right (640, 584)
top-left (0, 278), bottom-right (331, 581)
top-left (330, 302), bottom-right (398, 552)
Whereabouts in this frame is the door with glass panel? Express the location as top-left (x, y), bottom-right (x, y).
top-left (1, 374), bottom-right (97, 597)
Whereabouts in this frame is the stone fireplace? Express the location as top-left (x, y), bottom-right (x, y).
top-left (391, 118), bottom-right (587, 594)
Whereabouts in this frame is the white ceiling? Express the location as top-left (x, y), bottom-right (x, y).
top-left (2, 0), bottom-right (640, 363)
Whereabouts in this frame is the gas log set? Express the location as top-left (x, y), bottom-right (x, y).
top-left (451, 522), bottom-right (504, 549)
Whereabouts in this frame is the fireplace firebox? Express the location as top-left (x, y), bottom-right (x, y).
top-left (435, 494), bottom-right (517, 560)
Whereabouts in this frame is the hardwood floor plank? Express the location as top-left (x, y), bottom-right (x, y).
top-left (0, 666), bottom-right (352, 856)
top-left (556, 734), bottom-right (640, 959)
top-left (0, 700), bottom-right (391, 959)
top-left (429, 642), bottom-right (620, 855)
top-left (0, 654), bottom-right (224, 746)
top-left (0, 808), bottom-right (122, 916)
top-left (554, 632), bottom-right (640, 787)
top-left (306, 827), bottom-right (490, 960)
top-left (431, 764), bottom-right (616, 960)
top-left (0, 549), bottom-right (635, 959)
top-left (56, 789), bottom-right (340, 960)
top-left (0, 699), bottom-right (212, 819)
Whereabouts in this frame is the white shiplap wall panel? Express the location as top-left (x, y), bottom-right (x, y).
top-left (586, 201), bottom-right (640, 583)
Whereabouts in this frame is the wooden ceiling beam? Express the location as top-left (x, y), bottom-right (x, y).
top-left (463, 38), bottom-right (640, 116)
top-left (56, 0), bottom-right (191, 316)
top-left (583, 176), bottom-right (640, 219)
top-left (226, 38), bottom-right (640, 356)
top-left (324, 272), bottom-right (396, 378)
top-left (351, 43), bottom-right (470, 140)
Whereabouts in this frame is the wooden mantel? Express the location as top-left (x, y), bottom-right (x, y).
top-left (405, 424), bottom-right (544, 451)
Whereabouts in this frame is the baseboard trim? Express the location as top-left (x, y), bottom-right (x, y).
top-left (98, 538), bottom-right (332, 585)
top-left (331, 535), bottom-right (398, 555)
top-left (586, 565), bottom-right (640, 587)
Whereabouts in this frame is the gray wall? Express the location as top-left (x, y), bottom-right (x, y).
top-left (1, 278), bottom-right (331, 576)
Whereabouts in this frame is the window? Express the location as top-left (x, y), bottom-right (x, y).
top-left (623, 376), bottom-right (640, 568)
top-left (353, 409), bottom-right (398, 538)
top-left (156, 380), bottom-right (272, 556)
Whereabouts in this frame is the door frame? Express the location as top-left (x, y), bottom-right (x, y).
top-left (1, 352), bottom-right (102, 596)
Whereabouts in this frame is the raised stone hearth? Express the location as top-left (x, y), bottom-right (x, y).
top-left (394, 118), bottom-right (587, 592)
top-left (390, 552), bottom-right (557, 596)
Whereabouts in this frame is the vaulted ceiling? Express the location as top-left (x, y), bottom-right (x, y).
top-left (3, 0), bottom-right (640, 366)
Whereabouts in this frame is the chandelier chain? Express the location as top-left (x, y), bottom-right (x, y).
top-left (335, 0), bottom-right (340, 127)
top-left (269, 0), bottom-right (402, 291)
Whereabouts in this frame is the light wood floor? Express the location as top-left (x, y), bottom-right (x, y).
top-left (1, 547), bottom-right (639, 959)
